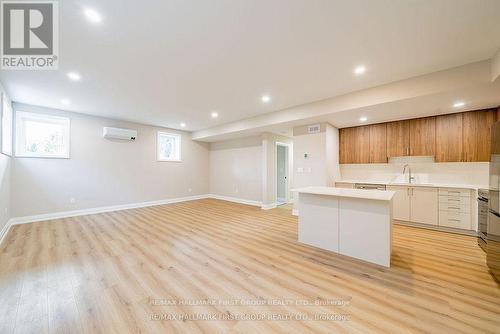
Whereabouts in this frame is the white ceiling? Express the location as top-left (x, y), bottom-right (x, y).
top-left (1, 0), bottom-right (500, 132)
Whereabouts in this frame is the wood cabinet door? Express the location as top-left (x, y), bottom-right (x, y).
top-left (369, 123), bottom-right (387, 163)
top-left (410, 187), bottom-right (438, 225)
top-left (386, 120), bottom-right (410, 158)
top-left (463, 109), bottom-right (497, 162)
top-left (409, 117), bottom-right (436, 156)
top-left (387, 185), bottom-right (410, 221)
top-left (339, 126), bottom-right (370, 164)
top-left (435, 113), bottom-right (463, 162)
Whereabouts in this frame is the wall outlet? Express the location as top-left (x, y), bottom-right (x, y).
top-left (297, 167), bottom-right (304, 173)
top-left (188, 188), bottom-right (192, 193)
top-left (69, 197), bottom-right (76, 204)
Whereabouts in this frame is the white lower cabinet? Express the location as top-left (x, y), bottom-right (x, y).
top-left (438, 188), bottom-right (473, 230)
top-left (410, 187), bottom-right (438, 225)
top-left (386, 185), bottom-right (410, 221)
top-left (387, 186), bottom-right (438, 226)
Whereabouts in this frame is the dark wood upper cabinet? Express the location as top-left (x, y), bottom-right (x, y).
top-left (369, 123), bottom-right (387, 163)
top-left (435, 113), bottom-right (463, 162)
top-left (338, 108), bottom-right (499, 164)
top-left (339, 126), bottom-right (370, 164)
top-left (386, 120), bottom-right (410, 158)
top-left (409, 117), bottom-right (436, 156)
top-left (463, 109), bottom-right (497, 162)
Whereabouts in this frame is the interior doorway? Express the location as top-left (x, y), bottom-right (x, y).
top-left (276, 142), bottom-right (290, 206)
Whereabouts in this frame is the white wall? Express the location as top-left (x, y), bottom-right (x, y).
top-left (0, 83), bottom-right (12, 233)
top-left (11, 103), bottom-right (210, 218)
top-left (293, 123), bottom-right (341, 189)
top-left (209, 136), bottom-right (263, 203)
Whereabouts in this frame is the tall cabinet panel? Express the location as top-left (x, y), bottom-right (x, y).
top-left (409, 117), bottom-right (436, 156)
top-left (369, 123), bottom-right (387, 163)
top-left (386, 120), bottom-right (410, 158)
top-left (435, 113), bottom-right (463, 162)
top-left (463, 109), bottom-right (497, 162)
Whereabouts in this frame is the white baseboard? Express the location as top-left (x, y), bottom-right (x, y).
top-left (292, 209), bottom-right (299, 216)
top-left (261, 203), bottom-right (277, 210)
top-left (0, 219), bottom-right (13, 247)
top-left (8, 194), bottom-right (209, 226)
top-left (207, 194), bottom-right (262, 207)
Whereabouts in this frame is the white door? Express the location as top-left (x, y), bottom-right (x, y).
top-left (276, 144), bottom-right (288, 203)
top-left (410, 187), bottom-right (438, 225)
top-left (387, 185), bottom-right (410, 221)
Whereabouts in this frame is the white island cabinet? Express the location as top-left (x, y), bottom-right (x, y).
top-left (293, 187), bottom-right (395, 267)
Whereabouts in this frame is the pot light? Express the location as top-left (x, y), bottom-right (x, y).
top-left (453, 101), bottom-right (465, 108)
top-left (61, 98), bottom-right (71, 106)
top-left (354, 65), bottom-right (366, 75)
top-left (84, 8), bottom-right (102, 23)
top-left (261, 95), bottom-right (271, 103)
top-left (359, 117), bottom-right (368, 122)
top-left (180, 122), bottom-right (186, 128)
top-left (211, 111), bottom-right (219, 118)
top-left (67, 72), bottom-right (81, 81)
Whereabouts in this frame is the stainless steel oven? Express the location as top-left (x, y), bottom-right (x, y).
top-left (478, 189), bottom-right (488, 251)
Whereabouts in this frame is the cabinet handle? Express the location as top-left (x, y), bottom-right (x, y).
top-left (406, 147), bottom-right (409, 155)
top-left (448, 207), bottom-right (460, 210)
top-left (448, 199), bottom-right (460, 202)
top-left (448, 219), bottom-right (460, 222)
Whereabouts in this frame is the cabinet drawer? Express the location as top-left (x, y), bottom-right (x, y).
top-left (438, 188), bottom-right (471, 198)
top-left (439, 202), bottom-right (470, 213)
top-left (439, 211), bottom-right (472, 230)
top-left (438, 195), bottom-right (471, 207)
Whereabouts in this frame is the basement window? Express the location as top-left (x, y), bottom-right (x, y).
top-left (157, 131), bottom-right (181, 162)
top-left (15, 111), bottom-right (70, 158)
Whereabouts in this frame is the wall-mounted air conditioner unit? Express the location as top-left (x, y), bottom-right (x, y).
top-left (103, 127), bottom-right (137, 141)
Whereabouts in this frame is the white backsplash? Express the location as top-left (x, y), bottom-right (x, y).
top-left (340, 162), bottom-right (489, 187)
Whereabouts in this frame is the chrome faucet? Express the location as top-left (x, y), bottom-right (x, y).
top-left (402, 164), bottom-right (415, 184)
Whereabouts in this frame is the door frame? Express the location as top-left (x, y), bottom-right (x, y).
top-left (275, 141), bottom-right (290, 204)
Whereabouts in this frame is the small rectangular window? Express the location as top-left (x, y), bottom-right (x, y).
top-left (157, 132), bottom-right (181, 161)
top-left (1, 93), bottom-right (13, 156)
top-left (15, 111), bottom-right (70, 158)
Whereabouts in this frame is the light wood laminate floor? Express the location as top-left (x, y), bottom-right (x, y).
top-left (0, 199), bottom-right (499, 333)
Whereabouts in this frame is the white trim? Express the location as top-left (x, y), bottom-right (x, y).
top-left (292, 209), bottom-right (299, 216)
top-left (0, 219), bottom-right (13, 246)
top-left (8, 194), bottom-right (208, 225)
top-left (261, 203), bottom-right (277, 210)
top-left (207, 194), bottom-right (262, 207)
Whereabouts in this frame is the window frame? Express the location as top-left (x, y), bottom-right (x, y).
top-left (156, 131), bottom-right (181, 162)
top-left (1, 93), bottom-right (13, 156)
top-left (15, 111), bottom-right (71, 159)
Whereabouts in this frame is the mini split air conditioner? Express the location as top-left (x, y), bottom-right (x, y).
top-left (103, 127), bottom-right (137, 141)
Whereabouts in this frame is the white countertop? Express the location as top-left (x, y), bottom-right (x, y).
top-left (292, 186), bottom-right (395, 201)
top-left (337, 180), bottom-right (487, 190)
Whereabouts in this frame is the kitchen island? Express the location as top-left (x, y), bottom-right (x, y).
top-left (293, 187), bottom-right (395, 267)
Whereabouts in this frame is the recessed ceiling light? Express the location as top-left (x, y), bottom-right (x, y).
top-left (453, 101), bottom-right (465, 108)
top-left (84, 8), bottom-right (102, 24)
top-left (211, 111), bottom-right (219, 118)
top-left (261, 95), bottom-right (271, 103)
top-left (180, 122), bottom-right (186, 128)
top-left (354, 65), bottom-right (366, 75)
top-left (61, 98), bottom-right (71, 106)
top-left (359, 117), bottom-right (368, 122)
top-left (67, 72), bottom-right (81, 81)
